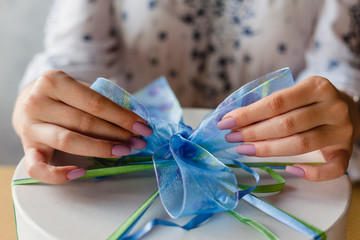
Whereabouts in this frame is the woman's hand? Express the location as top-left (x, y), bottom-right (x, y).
top-left (217, 76), bottom-right (360, 181)
top-left (13, 70), bottom-right (152, 184)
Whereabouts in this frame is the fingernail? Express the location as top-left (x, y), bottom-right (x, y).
top-left (129, 136), bottom-right (147, 149)
top-left (286, 166), bottom-right (305, 177)
top-left (112, 144), bottom-right (131, 156)
top-left (225, 132), bottom-right (243, 142)
top-left (67, 168), bottom-right (86, 180)
top-left (236, 144), bottom-right (256, 156)
top-left (217, 118), bottom-right (237, 130)
top-left (132, 121), bottom-right (152, 137)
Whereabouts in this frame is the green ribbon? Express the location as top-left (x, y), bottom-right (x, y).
top-left (108, 190), bottom-right (159, 240)
top-left (12, 161), bottom-right (326, 240)
top-left (226, 210), bottom-right (280, 240)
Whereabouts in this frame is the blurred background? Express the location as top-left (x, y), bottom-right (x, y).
top-left (0, 1), bottom-right (51, 239)
top-left (0, 0), bottom-right (51, 165)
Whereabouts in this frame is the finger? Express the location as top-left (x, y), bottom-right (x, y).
top-left (228, 103), bottom-right (326, 142)
top-left (31, 98), bottom-right (134, 142)
top-left (24, 145), bottom-right (84, 184)
top-left (285, 149), bottom-right (349, 181)
top-left (29, 122), bottom-right (131, 158)
top-left (237, 125), bottom-right (340, 157)
top-left (36, 71), bottom-right (152, 137)
top-left (219, 76), bottom-right (333, 129)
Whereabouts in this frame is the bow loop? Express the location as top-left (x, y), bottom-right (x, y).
top-left (133, 76), bottom-right (183, 123)
top-left (90, 68), bottom-right (295, 219)
top-left (90, 78), bottom-right (151, 122)
top-left (189, 68), bottom-right (294, 159)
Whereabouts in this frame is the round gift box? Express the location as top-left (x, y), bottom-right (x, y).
top-left (12, 108), bottom-right (351, 240)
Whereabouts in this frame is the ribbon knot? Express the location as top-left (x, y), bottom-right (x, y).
top-left (155, 132), bottom-right (238, 218)
top-left (90, 68), bottom-right (294, 219)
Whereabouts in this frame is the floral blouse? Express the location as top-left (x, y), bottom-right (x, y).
top-left (21, 0), bottom-right (360, 108)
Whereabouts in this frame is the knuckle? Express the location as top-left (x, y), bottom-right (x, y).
top-left (314, 76), bottom-right (333, 93)
top-left (20, 121), bottom-right (32, 137)
top-left (331, 101), bottom-right (354, 137)
top-left (43, 69), bottom-right (66, 78)
top-left (25, 161), bottom-right (37, 179)
top-left (309, 170), bottom-right (321, 182)
top-left (335, 164), bottom-right (347, 178)
top-left (260, 143), bottom-right (272, 156)
top-left (78, 115), bottom-right (94, 132)
top-left (234, 109), bottom-right (249, 124)
top-left (56, 130), bottom-right (73, 150)
top-left (279, 117), bottom-right (296, 134)
top-left (243, 128), bottom-right (256, 141)
top-left (337, 120), bottom-right (354, 142)
top-left (335, 101), bottom-right (350, 120)
top-left (37, 70), bottom-right (65, 89)
top-left (49, 168), bottom-right (68, 184)
top-left (295, 135), bottom-right (311, 153)
top-left (345, 124), bottom-right (354, 139)
top-left (93, 141), bottom-right (112, 158)
top-left (88, 94), bottom-right (105, 114)
top-left (119, 130), bottom-right (133, 141)
top-left (22, 94), bottom-right (40, 113)
top-left (267, 95), bottom-right (285, 115)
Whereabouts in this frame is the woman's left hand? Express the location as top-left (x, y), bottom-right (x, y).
top-left (217, 76), bottom-right (360, 181)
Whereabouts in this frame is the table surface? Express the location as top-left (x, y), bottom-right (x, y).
top-left (12, 109), bottom-right (352, 240)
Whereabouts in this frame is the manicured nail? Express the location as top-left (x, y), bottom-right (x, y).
top-left (132, 121), bottom-right (152, 137)
top-left (67, 168), bottom-right (86, 180)
top-left (236, 144), bottom-right (256, 156)
top-left (112, 144), bottom-right (131, 156)
top-left (217, 118), bottom-right (237, 130)
top-left (225, 132), bottom-right (243, 142)
top-left (129, 136), bottom-right (147, 149)
top-left (286, 166), bottom-right (305, 177)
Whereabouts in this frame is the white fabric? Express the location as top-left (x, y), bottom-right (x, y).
top-left (20, 0), bottom-right (360, 107)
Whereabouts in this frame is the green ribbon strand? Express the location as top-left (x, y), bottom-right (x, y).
top-left (226, 210), bottom-right (280, 240)
top-left (12, 199), bottom-right (19, 240)
top-left (12, 161), bottom-right (326, 240)
top-left (108, 190), bottom-right (159, 240)
top-left (237, 166), bottom-right (285, 193)
top-left (12, 162), bottom-right (324, 186)
top-left (12, 164), bottom-right (154, 186)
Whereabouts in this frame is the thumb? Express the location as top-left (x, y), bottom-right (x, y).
top-left (286, 149), bottom-right (349, 181)
top-left (24, 145), bottom-right (85, 184)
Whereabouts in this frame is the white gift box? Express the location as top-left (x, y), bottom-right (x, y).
top-left (12, 109), bottom-right (351, 240)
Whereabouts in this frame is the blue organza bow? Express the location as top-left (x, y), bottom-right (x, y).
top-left (90, 68), bottom-right (294, 219)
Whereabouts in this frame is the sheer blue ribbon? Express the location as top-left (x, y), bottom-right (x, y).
top-left (90, 68), bottom-right (302, 238)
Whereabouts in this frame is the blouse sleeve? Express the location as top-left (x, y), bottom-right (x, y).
top-left (19, 0), bottom-right (120, 91)
top-left (296, 0), bottom-right (360, 98)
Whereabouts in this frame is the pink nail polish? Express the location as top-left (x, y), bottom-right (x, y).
top-left (112, 145), bottom-right (131, 156)
top-left (132, 121), bottom-right (152, 137)
top-left (286, 166), bottom-right (305, 177)
top-left (236, 144), bottom-right (256, 156)
top-left (67, 168), bottom-right (86, 180)
top-left (217, 118), bottom-right (237, 130)
top-left (129, 136), bottom-right (147, 149)
top-left (225, 132), bottom-right (243, 142)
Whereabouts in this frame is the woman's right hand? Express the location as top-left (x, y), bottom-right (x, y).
top-left (12, 70), bottom-right (152, 184)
